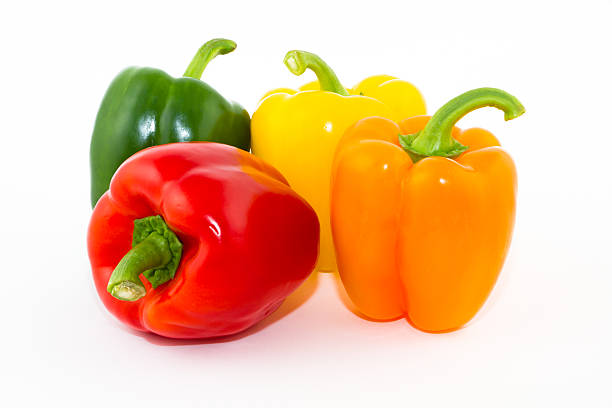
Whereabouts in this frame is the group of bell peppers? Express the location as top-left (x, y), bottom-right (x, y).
top-left (88, 38), bottom-right (524, 339)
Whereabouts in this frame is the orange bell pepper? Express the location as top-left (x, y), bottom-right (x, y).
top-left (331, 88), bottom-right (525, 332)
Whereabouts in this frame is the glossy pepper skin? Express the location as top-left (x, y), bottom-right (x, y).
top-left (252, 51), bottom-right (425, 272)
top-left (331, 88), bottom-right (524, 332)
top-left (88, 142), bottom-right (319, 339)
top-left (90, 39), bottom-right (250, 207)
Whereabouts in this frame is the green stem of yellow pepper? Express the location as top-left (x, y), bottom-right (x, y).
top-left (183, 38), bottom-right (237, 79)
top-left (283, 50), bottom-right (350, 96)
top-left (399, 88), bottom-right (525, 162)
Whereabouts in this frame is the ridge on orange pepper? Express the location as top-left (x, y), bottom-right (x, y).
top-left (331, 88), bottom-right (524, 332)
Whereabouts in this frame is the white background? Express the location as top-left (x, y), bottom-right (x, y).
top-left (2, 0), bottom-right (611, 406)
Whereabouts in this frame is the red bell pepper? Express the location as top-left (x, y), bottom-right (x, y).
top-left (88, 142), bottom-right (319, 339)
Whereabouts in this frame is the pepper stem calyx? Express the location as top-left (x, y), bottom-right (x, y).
top-left (284, 50), bottom-right (350, 96)
top-left (107, 216), bottom-right (183, 302)
top-left (183, 38), bottom-right (236, 80)
top-left (399, 87), bottom-right (525, 162)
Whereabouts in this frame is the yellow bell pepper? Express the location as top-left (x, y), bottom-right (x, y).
top-left (251, 50), bottom-right (426, 272)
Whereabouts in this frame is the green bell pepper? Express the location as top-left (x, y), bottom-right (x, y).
top-left (90, 38), bottom-right (250, 207)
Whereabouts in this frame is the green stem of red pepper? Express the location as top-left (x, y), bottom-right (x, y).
top-left (107, 216), bottom-right (183, 301)
top-left (284, 50), bottom-right (350, 96)
top-left (399, 88), bottom-right (525, 162)
top-left (183, 38), bottom-right (237, 79)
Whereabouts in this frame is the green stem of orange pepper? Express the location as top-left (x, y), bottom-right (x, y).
top-left (399, 88), bottom-right (525, 162)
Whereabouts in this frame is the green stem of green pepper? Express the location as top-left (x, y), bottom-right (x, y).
top-left (183, 38), bottom-right (237, 79)
top-left (283, 50), bottom-right (350, 96)
top-left (399, 88), bottom-right (525, 162)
